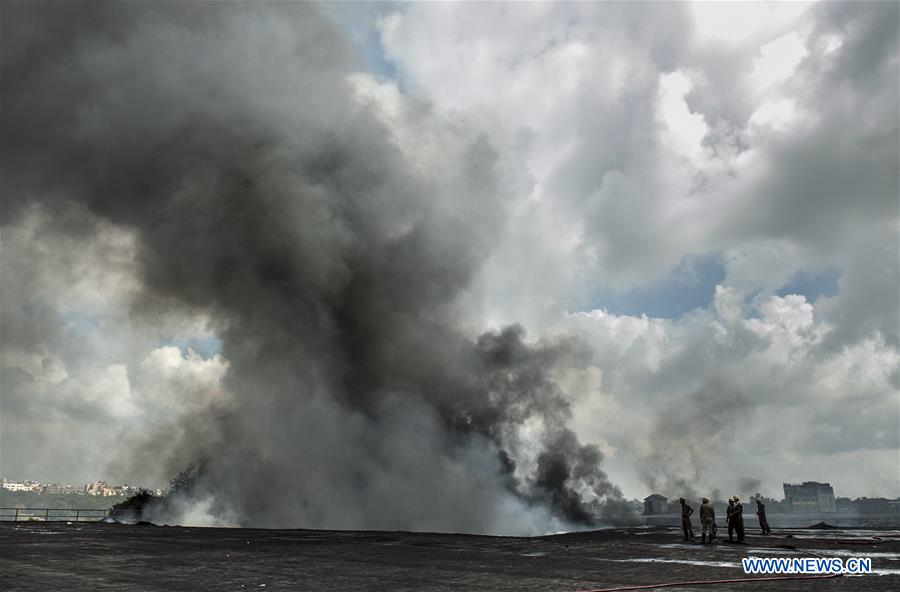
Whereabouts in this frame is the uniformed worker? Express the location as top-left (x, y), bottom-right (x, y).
top-left (679, 497), bottom-right (694, 541)
top-left (699, 497), bottom-right (716, 544)
top-left (732, 495), bottom-right (745, 543)
top-left (755, 496), bottom-right (771, 535)
top-left (726, 498), bottom-right (735, 542)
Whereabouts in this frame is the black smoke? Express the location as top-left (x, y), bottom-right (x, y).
top-left (1, 1), bottom-right (629, 532)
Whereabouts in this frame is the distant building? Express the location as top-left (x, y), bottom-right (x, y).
top-left (835, 497), bottom-right (855, 513)
top-left (643, 494), bottom-right (668, 514)
top-left (783, 482), bottom-right (836, 513)
top-left (1, 479), bottom-right (41, 492)
top-left (856, 498), bottom-right (895, 514)
top-left (86, 482), bottom-right (135, 497)
top-left (3, 478), bottom-right (149, 497)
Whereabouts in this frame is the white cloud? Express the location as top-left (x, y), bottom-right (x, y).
top-left (747, 98), bottom-right (799, 132)
top-left (656, 71), bottom-right (711, 166)
top-left (750, 32), bottom-right (809, 91)
top-left (135, 346), bottom-right (229, 414)
top-left (0, 208), bottom-right (226, 486)
top-left (562, 290), bottom-right (898, 499)
top-left (690, 2), bottom-right (812, 44)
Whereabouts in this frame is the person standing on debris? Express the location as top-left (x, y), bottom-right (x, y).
top-left (732, 496), bottom-right (745, 542)
top-left (726, 498), bottom-right (735, 542)
top-left (699, 497), bottom-right (716, 544)
top-left (755, 496), bottom-right (771, 535)
top-left (679, 497), bottom-right (694, 541)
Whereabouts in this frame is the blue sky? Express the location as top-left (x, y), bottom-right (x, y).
top-left (589, 255), bottom-right (726, 318)
top-left (322, 1), bottom-right (399, 82)
top-left (589, 257), bottom-right (841, 319)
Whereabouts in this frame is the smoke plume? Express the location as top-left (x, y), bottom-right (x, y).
top-left (1, 2), bottom-right (628, 533)
top-left (637, 378), bottom-right (750, 500)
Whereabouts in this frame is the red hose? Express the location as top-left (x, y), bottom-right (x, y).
top-left (577, 543), bottom-right (845, 592)
top-left (577, 572), bottom-right (842, 592)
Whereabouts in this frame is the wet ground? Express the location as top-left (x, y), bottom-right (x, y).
top-left (1, 522), bottom-right (898, 591)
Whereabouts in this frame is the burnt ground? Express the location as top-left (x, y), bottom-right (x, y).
top-left (1, 522), bottom-right (898, 591)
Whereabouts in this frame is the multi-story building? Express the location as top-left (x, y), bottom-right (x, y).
top-left (42, 483), bottom-right (84, 495)
top-left (1, 479), bottom-right (42, 492)
top-left (41, 483), bottom-right (65, 495)
top-left (88, 482), bottom-right (137, 497)
top-left (84, 481), bottom-right (110, 496)
top-left (783, 482), bottom-right (836, 513)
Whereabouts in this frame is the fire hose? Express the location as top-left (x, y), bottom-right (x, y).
top-left (577, 572), bottom-right (842, 592)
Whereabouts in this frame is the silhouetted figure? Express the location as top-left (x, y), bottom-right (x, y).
top-left (726, 499), bottom-right (735, 542)
top-left (679, 497), bottom-right (694, 541)
top-left (699, 497), bottom-right (716, 544)
top-left (755, 497), bottom-right (771, 534)
top-left (732, 496), bottom-right (745, 542)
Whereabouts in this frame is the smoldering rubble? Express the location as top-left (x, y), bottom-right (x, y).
top-left (1, 2), bottom-right (631, 533)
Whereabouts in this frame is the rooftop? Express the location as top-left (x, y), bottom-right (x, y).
top-left (2, 522), bottom-right (897, 591)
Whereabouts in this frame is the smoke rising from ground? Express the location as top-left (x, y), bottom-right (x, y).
top-left (1, 2), bottom-right (628, 533)
top-left (637, 379), bottom-right (751, 500)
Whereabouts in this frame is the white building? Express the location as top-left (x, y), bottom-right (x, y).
top-left (2, 479), bottom-right (42, 492)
